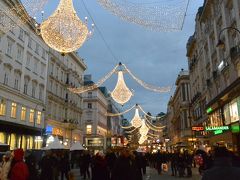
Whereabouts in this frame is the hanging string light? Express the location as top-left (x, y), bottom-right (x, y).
top-left (97, 0), bottom-right (189, 31)
top-left (106, 104), bottom-right (135, 117)
top-left (39, 0), bottom-right (93, 54)
top-left (139, 120), bottom-right (149, 136)
top-left (69, 63), bottom-right (171, 106)
top-left (69, 64), bottom-right (118, 93)
top-left (122, 64), bottom-right (171, 93)
top-left (111, 70), bottom-right (133, 105)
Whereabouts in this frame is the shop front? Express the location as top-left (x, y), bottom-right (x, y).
top-left (45, 121), bottom-right (82, 148)
top-left (0, 120), bottom-right (43, 150)
top-left (205, 95), bottom-right (240, 152)
top-left (84, 136), bottom-right (105, 154)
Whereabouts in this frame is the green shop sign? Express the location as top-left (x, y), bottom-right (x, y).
top-left (206, 107), bottom-right (213, 114)
top-left (214, 130), bottom-right (223, 135)
top-left (205, 126), bottom-right (229, 131)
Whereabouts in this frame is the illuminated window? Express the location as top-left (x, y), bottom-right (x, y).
top-left (21, 107), bottom-right (26, 121)
top-left (11, 102), bottom-right (17, 118)
top-left (37, 111), bottom-right (41, 125)
top-left (0, 99), bottom-right (6, 116)
top-left (86, 125), bottom-right (92, 134)
top-left (29, 109), bottom-right (35, 123)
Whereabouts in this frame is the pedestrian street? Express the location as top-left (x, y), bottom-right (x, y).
top-left (68, 166), bottom-right (201, 180)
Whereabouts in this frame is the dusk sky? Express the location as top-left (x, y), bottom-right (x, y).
top-left (24, 0), bottom-right (204, 119)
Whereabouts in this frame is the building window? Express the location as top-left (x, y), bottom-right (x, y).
top-left (40, 63), bottom-right (45, 77)
top-left (11, 102), bottom-right (17, 118)
top-left (34, 58), bottom-right (38, 73)
top-left (3, 73), bottom-right (8, 85)
top-left (0, 99), bottom-right (6, 116)
top-left (28, 37), bottom-right (32, 48)
top-left (16, 45), bottom-right (23, 61)
top-left (26, 53), bottom-right (31, 68)
top-left (24, 77), bottom-right (29, 94)
top-left (6, 38), bottom-right (13, 57)
top-left (35, 43), bottom-right (39, 54)
top-left (14, 78), bottom-right (19, 90)
top-left (39, 86), bottom-right (44, 101)
top-left (42, 49), bottom-right (46, 59)
top-left (21, 107), bottom-right (26, 121)
top-left (19, 28), bottom-right (24, 41)
top-left (32, 81), bottom-right (37, 98)
top-left (87, 103), bottom-right (92, 109)
top-left (37, 111), bottom-right (41, 125)
top-left (29, 109), bottom-right (34, 123)
top-left (86, 125), bottom-right (92, 134)
top-left (88, 92), bottom-right (92, 98)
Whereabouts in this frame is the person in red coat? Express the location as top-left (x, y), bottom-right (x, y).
top-left (9, 149), bottom-right (29, 180)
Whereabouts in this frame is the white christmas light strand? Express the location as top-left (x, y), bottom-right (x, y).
top-left (69, 64), bottom-right (119, 93)
top-left (97, 0), bottom-right (189, 32)
top-left (106, 104), bottom-right (136, 117)
top-left (21, 0), bottom-right (49, 17)
top-left (122, 64), bottom-right (171, 93)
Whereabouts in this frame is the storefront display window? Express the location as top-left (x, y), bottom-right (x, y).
top-left (29, 109), bottom-right (35, 123)
top-left (208, 109), bottom-right (223, 127)
top-left (224, 97), bottom-right (240, 124)
top-left (0, 99), bottom-right (6, 116)
top-left (11, 102), bottom-right (17, 118)
top-left (0, 132), bottom-right (5, 143)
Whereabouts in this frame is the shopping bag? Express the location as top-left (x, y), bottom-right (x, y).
top-left (162, 163), bottom-right (168, 172)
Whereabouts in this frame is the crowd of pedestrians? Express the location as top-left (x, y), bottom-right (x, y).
top-left (1, 146), bottom-right (240, 180)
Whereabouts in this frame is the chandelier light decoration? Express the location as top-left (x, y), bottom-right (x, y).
top-left (131, 108), bottom-right (142, 128)
top-left (97, 0), bottom-right (189, 31)
top-left (69, 63), bottom-right (171, 105)
top-left (111, 70), bottom-right (133, 105)
top-left (39, 0), bottom-right (92, 54)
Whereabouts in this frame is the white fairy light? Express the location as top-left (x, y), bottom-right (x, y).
top-left (97, 0), bottom-right (189, 32)
top-left (139, 120), bottom-right (149, 136)
top-left (131, 108), bottom-right (142, 128)
top-left (106, 104), bottom-right (136, 117)
top-left (111, 70), bottom-right (133, 105)
top-left (40, 0), bottom-right (90, 54)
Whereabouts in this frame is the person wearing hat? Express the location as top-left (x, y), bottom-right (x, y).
top-left (9, 149), bottom-right (29, 180)
top-left (0, 151), bottom-right (12, 180)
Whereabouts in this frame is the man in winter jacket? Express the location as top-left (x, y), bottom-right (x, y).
top-left (9, 149), bottom-right (29, 180)
top-left (0, 151), bottom-right (12, 180)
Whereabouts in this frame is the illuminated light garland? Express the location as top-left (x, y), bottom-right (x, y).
top-left (111, 70), bottom-right (133, 105)
top-left (145, 122), bottom-right (165, 132)
top-left (122, 64), bottom-right (171, 93)
top-left (106, 104), bottom-right (135, 117)
top-left (131, 108), bottom-right (142, 128)
top-left (40, 0), bottom-right (90, 54)
top-left (119, 124), bottom-right (134, 129)
top-left (69, 64), bottom-right (119, 94)
top-left (97, 0), bottom-right (189, 32)
top-left (139, 120), bottom-right (149, 136)
top-left (147, 132), bottom-right (160, 138)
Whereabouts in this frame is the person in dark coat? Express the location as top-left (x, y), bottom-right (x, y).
top-left (40, 150), bottom-right (54, 180)
top-left (60, 153), bottom-right (70, 180)
top-left (156, 151), bottom-right (163, 175)
top-left (132, 152), bottom-right (143, 180)
top-left (25, 151), bottom-right (39, 180)
top-left (183, 150), bottom-right (193, 177)
top-left (91, 153), bottom-right (108, 180)
top-left (202, 146), bottom-right (240, 180)
top-left (105, 150), bottom-right (117, 179)
top-left (141, 153), bottom-right (147, 175)
top-left (111, 149), bottom-right (137, 180)
top-left (170, 152), bottom-right (178, 176)
top-left (81, 151), bottom-right (91, 179)
top-left (9, 149), bottom-right (29, 180)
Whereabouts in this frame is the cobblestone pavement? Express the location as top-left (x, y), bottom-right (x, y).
top-left (69, 166), bottom-right (201, 180)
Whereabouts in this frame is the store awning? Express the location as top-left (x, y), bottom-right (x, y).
top-left (0, 120), bottom-right (42, 136)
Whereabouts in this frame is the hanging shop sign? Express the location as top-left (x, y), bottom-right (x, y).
top-left (231, 125), bottom-right (240, 133)
top-left (205, 126), bottom-right (229, 131)
top-left (192, 127), bottom-right (204, 131)
top-left (206, 107), bottom-right (213, 114)
top-left (46, 125), bottom-right (53, 134)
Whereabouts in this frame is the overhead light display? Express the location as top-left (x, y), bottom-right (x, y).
top-left (131, 108), bottom-right (142, 128)
top-left (40, 0), bottom-right (90, 54)
top-left (111, 70), bottom-right (133, 105)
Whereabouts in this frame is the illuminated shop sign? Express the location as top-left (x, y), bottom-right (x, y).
top-left (214, 130), bottom-right (223, 135)
top-left (46, 125), bottom-right (53, 134)
top-left (206, 107), bottom-right (213, 114)
top-left (205, 126), bottom-right (229, 131)
top-left (231, 125), bottom-right (240, 133)
top-left (192, 127), bottom-right (204, 131)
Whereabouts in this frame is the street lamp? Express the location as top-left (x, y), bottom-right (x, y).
top-left (216, 27), bottom-right (240, 49)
